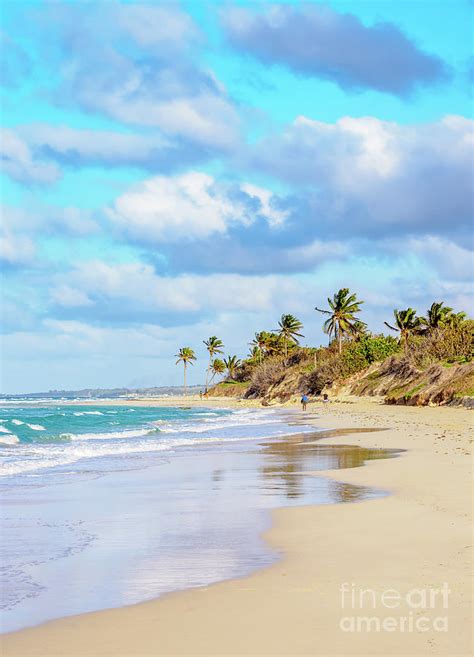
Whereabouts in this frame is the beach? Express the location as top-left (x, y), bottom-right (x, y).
top-left (1, 397), bottom-right (471, 657)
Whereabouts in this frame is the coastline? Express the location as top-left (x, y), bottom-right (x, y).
top-left (1, 399), bottom-right (472, 656)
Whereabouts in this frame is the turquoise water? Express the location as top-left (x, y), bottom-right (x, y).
top-left (0, 404), bottom-right (293, 481)
top-left (0, 404), bottom-right (399, 634)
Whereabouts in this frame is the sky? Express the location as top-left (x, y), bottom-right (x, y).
top-left (0, 0), bottom-right (473, 393)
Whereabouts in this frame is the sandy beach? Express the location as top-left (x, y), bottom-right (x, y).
top-left (1, 397), bottom-right (472, 657)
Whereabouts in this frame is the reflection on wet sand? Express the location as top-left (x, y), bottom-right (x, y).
top-left (258, 429), bottom-right (403, 501)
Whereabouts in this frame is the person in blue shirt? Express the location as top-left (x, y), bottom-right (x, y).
top-left (301, 394), bottom-right (309, 410)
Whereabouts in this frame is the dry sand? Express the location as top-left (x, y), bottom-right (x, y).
top-left (2, 397), bottom-right (472, 657)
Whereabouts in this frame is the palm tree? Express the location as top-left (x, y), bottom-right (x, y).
top-left (351, 320), bottom-right (369, 341)
top-left (223, 355), bottom-right (241, 380)
top-left (247, 345), bottom-right (262, 363)
top-left (384, 308), bottom-right (423, 350)
top-left (209, 358), bottom-right (226, 385)
top-left (276, 314), bottom-right (304, 358)
top-left (250, 331), bottom-right (274, 360)
top-left (175, 347), bottom-right (196, 396)
top-left (203, 336), bottom-right (224, 392)
top-left (421, 302), bottom-right (454, 332)
top-left (444, 311), bottom-right (467, 329)
top-left (315, 288), bottom-right (364, 354)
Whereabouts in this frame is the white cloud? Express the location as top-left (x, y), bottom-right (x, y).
top-left (404, 236), bottom-right (474, 282)
top-left (240, 182), bottom-right (288, 227)
top-left (50, 260), bottom-right (302, 314)
top-left (20, 123), bottom-right (170, 167)
top-left (0, 231), bottom-right (36, 266)
top-left (253, 115), bottom-right (473, 233)
top-left (115, 5), bottom-right (200, 52)
top-left (0, 128), bottom-right (60, 184)
top-left (108, 172), bottom-right (287, 242)
top-left (49, 286), bottom-right (93, 308)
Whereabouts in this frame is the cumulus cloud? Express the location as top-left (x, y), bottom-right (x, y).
top-left (49, 285), bottom-right (93, 308)
top-left (113, 5), bottom-right (201, 53)
top-left (1, 204), bottom-right (98, 239)
top-left (160, 235), bottom-right (349, 275)
top-left (222, 4), bottom-right (447, 95)
top-left (250, 115), bottom-right (473, 239)
top-left (107, 172), bottom-right (288, 242)
top-left (48, 4), bottom-right (239, 150)
top-left (0, 231), bottom-right (36, 267)
top-left (0, 128), bottom-right (60, 184)
top-left (402, 236), bottom-right (474, 282)
top-left (50, 260), bottom-right (302, 317)
top-left (16, 123), bottom-right (220, 174)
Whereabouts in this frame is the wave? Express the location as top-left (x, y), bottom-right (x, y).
top-left (0, 426), bottom-right (12, 434)
top-left (73, 411), bottom-right (104, 416)
top-left (0, 434), bottom-right (20, 446)
top-left (0, 430), bottom-right (272, 476)
top-left (157, 415), bottom-right (281, 434)
top-left (67, 427), bottom-right (159, 441)
top-left (11, 419), bottom-right (24, 426)
top-left (26, 424), bottom-right (46, 431)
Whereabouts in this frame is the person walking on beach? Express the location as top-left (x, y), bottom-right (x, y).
top-left (301, 394), bottom-right (309, 411)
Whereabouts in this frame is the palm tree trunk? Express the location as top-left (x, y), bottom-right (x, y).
top-left (337, 326), bottom-right (342, 354)
top-left (183, 362), bottom-right (187, 396)
top-left (205, 356), bottom-right (211, 393)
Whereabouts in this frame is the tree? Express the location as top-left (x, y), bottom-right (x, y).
top-left (351, 320), bottom-right (369, 341)
top-left (421, 302), bottom-right (454, 332)
top-left (175, 347), bottom-right (196, 396)
top-left (315, 288), bottom-right (365, 354)
top-left (276, 314), bottom-right (304, 358)
top-left (384, 308), bottom-right (423, 350)
top-left (247, 345), bottom-right (262, 363)
top-left (203, 336), bottom-right (224, 392)
top-left (209, 358), bottom-right (225, 385)
top-left (444, 311), bottom-right (467, 329)
top-left (223, 355), bottom-right (241, 380)
top-left (250, 331), bottom-right (275, 360)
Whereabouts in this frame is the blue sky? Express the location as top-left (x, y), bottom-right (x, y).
top-left (1, 0), bottom-right (473, 393)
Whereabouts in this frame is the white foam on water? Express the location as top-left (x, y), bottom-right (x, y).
top-left (73, 411), bottom-right (104, 416)
top-left (68, 427), bottom-right (158, 441)
top-left (0, 434), bottom-right (20, 446)
top-left (26, 424), bottom-right (46, 431)
top-left (11, 419), bottom-right (24, 426)
top-left (157, 411), bottom-right (281, 434)
top-left (0, 430), bottom-right (273, 476)
top-left (0, 408), bottom-right (313, 479)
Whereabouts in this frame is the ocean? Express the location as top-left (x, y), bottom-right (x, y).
top-left (0, 404), bottom-right (298, 481)
top-left (0, 403), bottom-right (396, 633)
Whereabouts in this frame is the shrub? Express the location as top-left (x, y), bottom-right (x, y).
top-left (246, 357), bottom-right (286, 397)
top-left (406, 321), bottom-right (473, 368)
top-left (305, 335), bottom-right (400, 394)
top-left (363, 334), bottom-right (400, 362)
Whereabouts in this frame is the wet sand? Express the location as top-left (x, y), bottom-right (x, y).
top-left (1, 398), bottom-right (472, 656)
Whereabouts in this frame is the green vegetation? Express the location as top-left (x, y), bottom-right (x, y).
top-left (223, 355), bottom-right (241, 380)
top-left (175, 347), bottom-right (196, 396)
top-left (276, 314), bottom-right (304, 358)
top-left (315, 288), bottom-right (365, 353)
top-left (203, 336), bottom-right (224, 392)
top-left (404, 384), bottom-right (425, 400)
top-left (209, 358), bottom-right (225, 386)
top-left (175, 288), bottom-right (473, 405)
